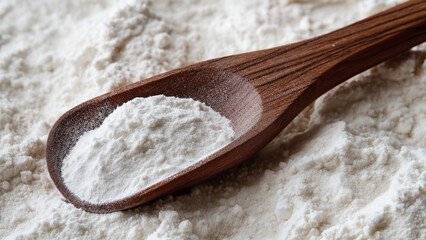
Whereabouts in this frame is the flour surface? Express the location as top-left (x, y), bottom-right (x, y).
top-left (62, 95), bottom-right (234, 203)
top-left (0, 0), bottom-right (424, 239)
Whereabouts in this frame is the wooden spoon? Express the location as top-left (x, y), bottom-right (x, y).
top-left (46, 0), bottom-right (426, 213)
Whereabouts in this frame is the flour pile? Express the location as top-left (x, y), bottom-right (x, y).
top-left (0, 0), bottom-right (425, 239)
top-left (62, 95), bottom-right (234, 203)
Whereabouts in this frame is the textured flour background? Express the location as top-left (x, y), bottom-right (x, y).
top-left (0, 0), bottom-right (425, 239)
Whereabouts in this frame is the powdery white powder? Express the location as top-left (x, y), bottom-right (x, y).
top-left (62, 95), bottom-right (234, 203)
top-left (0, 0), bottom-right (424, 239)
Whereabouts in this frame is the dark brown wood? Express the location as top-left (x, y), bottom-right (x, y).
top-left (46, 0), bottom-right (426, 213)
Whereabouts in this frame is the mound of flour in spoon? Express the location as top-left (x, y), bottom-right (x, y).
top-left (62, 95), bottom-right (234, 203)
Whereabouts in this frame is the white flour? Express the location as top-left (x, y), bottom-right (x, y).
top-left (62, 95), bottom-right (234, 203)
top-left (0, 0), bottom-right (424, 239)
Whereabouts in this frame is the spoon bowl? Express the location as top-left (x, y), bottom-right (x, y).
top-left (47, 0), bottom-right (426, 213)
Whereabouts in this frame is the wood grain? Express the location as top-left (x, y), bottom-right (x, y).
top-left (46, 0), bottom-right (426, 213)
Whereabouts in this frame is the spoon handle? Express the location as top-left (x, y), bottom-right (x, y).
top-left (303, 0), bottom-right (426, 101)
top-left (227, 0), bottom-right (426, 114)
